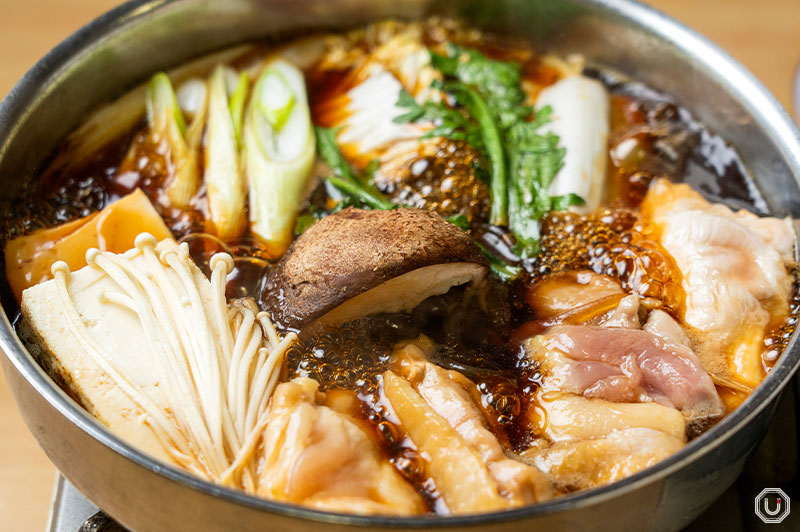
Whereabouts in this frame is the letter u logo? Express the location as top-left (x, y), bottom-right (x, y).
top-left (755, 488), bottom-right (790, 523)
top-left (763, 498), bottom-right (782, 516)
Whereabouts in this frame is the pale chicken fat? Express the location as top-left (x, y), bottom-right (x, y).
top-left (259, 377), bottom-right (426, 515)
top-left (642, 179), bottom-right (795, 387)
top-left (599, 294), bottom-right (640, 328)
top-left (535, 393), bottom-right (686, 442)
top-left (644, 309), bottom-right (692, 347)
top-left (525, 427), bottom-right (684, 491)
top-left (392, 339), bottom-right (552, 506)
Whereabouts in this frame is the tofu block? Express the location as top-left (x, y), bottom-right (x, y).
top-left (19, 240), bottom-right (213, 466)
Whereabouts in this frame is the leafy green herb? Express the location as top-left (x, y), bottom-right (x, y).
top-left (295, 182), bottom-right (376, 236)
top-left (393, 89), bottom-right (479, 145)
top-left (314, 127), bottom-right (396, 210)
top-left (446, 214), bottom-right (470, 230)
top-left (506, 116), bottom-right (582, 256)
top-left (436, 80), bottom-right (508, 226)
top-left (325, 176), bottom-right (394, 210)
top-left (476, 242), bottom-right (523, 282)
top-left (431, 43), bottom-right (530, 128)
top-left (395, 43), bottom-right (576, 258)
top-left (446, 215), bottom-right (523, 281)
top-left (294, 213), bottom-right (317, 235)
top-left (316, 126), bottom-right (360, 183)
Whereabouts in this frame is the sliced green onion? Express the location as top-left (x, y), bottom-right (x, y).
top-left (257, 69), bottom-right (296, 131)
top-left (205, 65), bottom-right (247, 240)
top-left (228, 72), bottom-right (249, 148)
top-left (146, 72), bottom-right (199, 208)
top-left (147, 72), bottom-right (187, 136)
top-left (244, 59), bottom-right (315, 257)
top-left (446, 83), bottom-right (507, 227)
top-left (476, 243), bottom-right (522, 282)
top-left (326, 176), bottom-right (395, 211)
top-left (446, 214), bottom-right (470, 231)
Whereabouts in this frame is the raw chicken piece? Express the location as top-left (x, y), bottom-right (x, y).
top-left (523, 427), bottom-right (684, 492)
top-left (259, 377), bottom-right (425, 515)
top-left (535, 392), bottom-right (686, 442)
top-left (521, 324), bottom-right (696, 491)
top-left (641, 179), bottom-right (795, 388)
top-left (524, 383), bottom-right (687, 491)
top-left (599, 295), bottom-right (640, 328)
top-left (384, 338), bottom-right (552, 514)
top-left (644, 309), bottom-right (691, 347)
top-left (527, 324), bottom-right (724, 424)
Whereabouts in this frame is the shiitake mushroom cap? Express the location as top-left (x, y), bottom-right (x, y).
top-left (261, 207), bottom-right (488, 329)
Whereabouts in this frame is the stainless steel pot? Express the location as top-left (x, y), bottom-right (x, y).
top-left (1, 1), bottom-right (799, 531)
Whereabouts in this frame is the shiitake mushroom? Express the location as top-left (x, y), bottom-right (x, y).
top-left (261, 207), bottom-right (488, 330)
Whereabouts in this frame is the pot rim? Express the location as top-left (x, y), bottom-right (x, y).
top-left (1, 0), bottom-right (800, 527)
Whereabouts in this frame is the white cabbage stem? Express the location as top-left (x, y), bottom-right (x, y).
top-left (536, 75), bottom-right (610, 213)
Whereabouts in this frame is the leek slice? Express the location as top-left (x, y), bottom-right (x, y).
top-left (205, 65), bottom-right (248, 240)
top-left (229, 72), bottom-right (249, 147)
top-left (45, 45), bottom-right (254, 177)
top-left (146, 72), bottom-right (201, 208)
top-left (244, 59), bottom-right (315, 257)
top-left (257, 70), bottom-right (295, 132)
top-left (177, 78), bottom-right (208, 122)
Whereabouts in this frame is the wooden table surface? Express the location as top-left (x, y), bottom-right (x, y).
top-left (0, 1), bottom-right (799, 530)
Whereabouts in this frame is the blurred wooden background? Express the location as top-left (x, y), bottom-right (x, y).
top-left (0, 1), bottom-right (798, 530)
